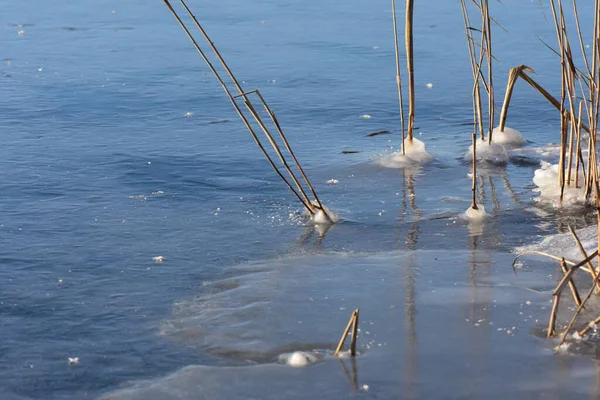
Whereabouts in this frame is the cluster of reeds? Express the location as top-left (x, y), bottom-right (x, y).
top-left (499, 1), bottom-right (599, 205)
top-left (162, 0), bottom-right (334, 223)
top-left (513, 0), bottom-right (600, 346)
top-left (460, 0), bottom-right (498, 214)
top-left (545, 0), bottom-right (600, 345)
top-left (460, 0), bottom-right (495, 145)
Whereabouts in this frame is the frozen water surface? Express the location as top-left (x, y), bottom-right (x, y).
top-left (105, 250), bottom-right (600, 399)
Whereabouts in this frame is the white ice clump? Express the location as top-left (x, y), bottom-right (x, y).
top-left (310, 200), bottom-right (339, 224)
top-left (379, 137), bottom-right (434, 168)
top-left (460, 204), bottom-right (487, 222)
top-left (532, 161), bottom-right (587, 207)
top-left (278, 351), bottom-right (319, 367)
top-left (464, 139), bottom-right (509, 165)
top-left (570, 331), bottom-right (583, 341)
top-left (491, 126), bottom-right (525, 148)
top-left (555, 342), bottom-right (571, 354)
top-left (326, 179), bottom-right (339, 185)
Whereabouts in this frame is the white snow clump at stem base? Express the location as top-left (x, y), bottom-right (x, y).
top-left (309, 200), bottom-right (340, 224)
top-left (532, 161), bottom-right (587, 207)
top-left (278, 351), bottom-right (319, 367)
top-left (491, 126), bottom-right (525, 147)
top-left (464, 139), bottom-right (509, 165)
top-left (460, 204), bottom-right (487, 222)
top-left (379, 137), bottom-right (434, 168)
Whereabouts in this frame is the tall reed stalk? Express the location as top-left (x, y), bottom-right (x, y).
top-left (391, 0), bottom-right (407, 154)
top-left (405, 0), bottom-right (415, 144)
top-left (162, 0), bottom-right (332, 221)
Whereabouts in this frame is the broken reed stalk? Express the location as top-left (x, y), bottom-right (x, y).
top-left (391, 0), bottom-right (407, 154)
top-left (500, 65), bottom-right (590, 133)
top-left (560, 257), bottom-right (582, 307)
top-left (405, 0), bottom-right (415, 144)
top-left (568, 225), bottom-right (600, 290)
top-left (498, 66), bottom-right (524, 132)
top-left (553, 251), bottom-right (598, 297)
top-left (163, 0), bottom-right (333, 220)
top-left (548, 290), bottom-right (561, 338)
top-left (558, 255), bottom-right (600, 347)
top-left (513, 250), bottom-right (597, 276)
top-left (334, 309), bottom-right (359, 357)
top-left (579, 315), bottom-right (600, 337)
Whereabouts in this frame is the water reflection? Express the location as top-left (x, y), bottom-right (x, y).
top-left (398, 166), bottom-right (420, 398)
top-left (337, 357), bottom-right (359, 392)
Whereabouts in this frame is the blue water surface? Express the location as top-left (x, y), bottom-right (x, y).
top-left (1, 0), bottom-right (597, 399)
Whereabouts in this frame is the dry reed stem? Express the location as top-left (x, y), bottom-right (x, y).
top-left (251, 89), bottom-right (329, 218)
top-left (575, 102), bottom-right (584, 187)
top-left (350, 309), bottom-right (359, 357)
top-left (460, 0), bottom-right (485, 140)
top-left (548, 292), bottom-right (561, 338)
top-left (405, 0), bottom-right (415, 143)
top-left (482, 0), bottom-right (495, 144)
top-left (391, 0), bottom-right (406, 153)
top-left (334, 309), bottom-right (359, 357)
top-left (553, 251), bottom-right (599, 296)
top-left (517, 69), bottom-right (590, 133)
top-left (513, 250), bottom-right (595, 275)
top-left (568, 225), bottom-right (600, 289)
top-left (579, 315), bottom-right (600, 337)
top-left (178, 0), bottom-right (321, 214)
top-left (471, 132), bottom-right (478, 209)
top-left (557, 257), bottom-right (600, 347)
top-left (163, 0), bottom-right (336, 220)
top-left (498, 66), bottom-right (525, 132)
top-left (162, 0), bottom-right (317, 215)
top-left (560, 257), bottom-right (582, 307)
